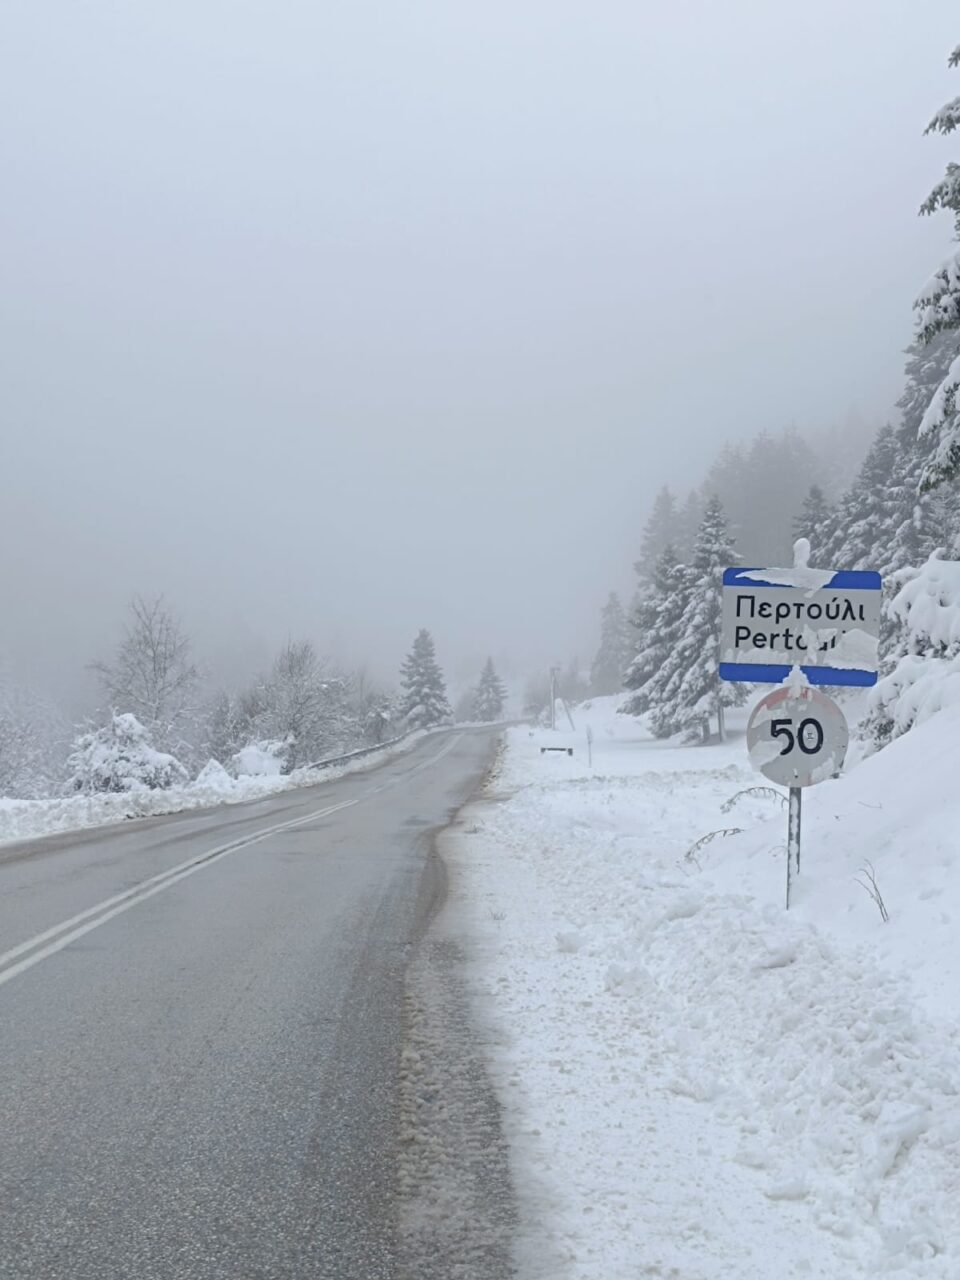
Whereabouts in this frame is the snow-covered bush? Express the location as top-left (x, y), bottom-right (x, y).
top-left (231, 739), bottom-right (289, 777)
top-left (68, 712), bottom-right (188, 794)
top-left (194, 758), bottom-right (235, 788)
top-left (864, 553), bottom-right (960, 748)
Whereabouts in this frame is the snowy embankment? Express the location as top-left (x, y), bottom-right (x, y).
top-left (0, 732), bottom-right (434, 847)
top-left (444, 697), bottom-right (960, 1279)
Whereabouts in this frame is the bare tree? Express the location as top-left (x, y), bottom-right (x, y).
top-left (92, 596), bottom-right (198, 754)
top-left (258, 640), bottom-right (349, 769)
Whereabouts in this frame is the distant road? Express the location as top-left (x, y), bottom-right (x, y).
top-left (0, 730), bottom-right (497, 1280)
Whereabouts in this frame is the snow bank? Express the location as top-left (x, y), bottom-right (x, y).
top-left (0, 731), bottom-right (435, 847)
top-left (445, 694), bottom-right (960, 1278)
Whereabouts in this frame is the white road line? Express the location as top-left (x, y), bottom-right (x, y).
top-left (0, 734), bottom-right (462, 991)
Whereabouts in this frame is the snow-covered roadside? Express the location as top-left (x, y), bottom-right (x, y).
top-left (444, 698), bottom-right (960, 1278)
top-left (0, 730), bottom-right (439, 847)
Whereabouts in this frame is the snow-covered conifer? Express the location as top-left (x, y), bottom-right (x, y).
top-left (634, 488), bottom-right (681, 588)
top-left (792, 485), bottom-right (833, 550)
top-left (667, 497), bottom-right (746, 742)
top-left (590, 592), bottom-right (632, 696)
top-left (472, 657), bottom-right (507, 722)
top-left (888, 336), bottom-right (955, 567)
top-left (68, 713), bottom-right (188, 793)
top-left (863, 554), bottom-right (960, 750)
top-left (911, 44), bottom-right (960, 492)
top-left (821, 426), bottom-right (902, 573)
top-left (399, 630), bottom-right (452, 730)
top-left (621, 544), bottom-right (688, 733)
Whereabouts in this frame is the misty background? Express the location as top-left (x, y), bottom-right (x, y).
top-left (2, 1), bottom-right (958, 712)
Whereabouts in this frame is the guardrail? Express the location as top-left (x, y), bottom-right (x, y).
top-left (304, 732), bottom-right (413, 772)
top-left (304, 719), bottom-right (516, 774)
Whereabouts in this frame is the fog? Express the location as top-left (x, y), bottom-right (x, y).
top-left (1, 1), bottom-right (957, 707)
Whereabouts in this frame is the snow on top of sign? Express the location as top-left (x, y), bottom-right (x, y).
top-left (784, 664), bottom-right (811, 698)
top-left (736, 566), bottom-right (836, 595)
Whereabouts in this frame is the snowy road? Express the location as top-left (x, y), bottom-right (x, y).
top-left (0, 730), bottom-right (497, 1280)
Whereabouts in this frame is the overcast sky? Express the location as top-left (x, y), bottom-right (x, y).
top-left (1, 1), bottom-right (958, 705)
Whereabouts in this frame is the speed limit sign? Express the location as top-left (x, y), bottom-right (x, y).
top-left (746, 685), bottom-right (848, 788)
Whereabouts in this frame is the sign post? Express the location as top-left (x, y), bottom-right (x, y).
top-left (745, 680), bottom-right (850, 907)
top-left (720, 540), bottom-right (877, 909)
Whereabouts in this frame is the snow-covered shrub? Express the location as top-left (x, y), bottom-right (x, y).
top-left (194, 758), bottom-right (234, 788)
top-left (864, 553), bottom-right (960, 749)
top-left (68, 712), bottom-right (188, 794)
top-left (231, 739), bottom-right (289, 777)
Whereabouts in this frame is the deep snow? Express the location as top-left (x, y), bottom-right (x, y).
top-left (443, 695), bottom-right (960, 1278)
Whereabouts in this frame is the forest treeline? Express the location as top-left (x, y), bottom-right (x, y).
top-left (591, 41), bottom-right (960, 752)
top-left (0, 608), bottom-right (508, 800)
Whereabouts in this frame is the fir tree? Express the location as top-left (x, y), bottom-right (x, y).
top-left (677, 490), bottom-right (704, 562)
top-left (821, 425), bottom-right (902, 573)
top-left (621, 544), bottom-right (688, 733)
top-left (399, 629), bottom-right (452, 730)
top-left (590, 592), bottom-right (632, 695)
top-left (792, 485), bottom-right (833, 552)
top-left (912, 43), bottom-right (960, 492)
top-left (666, 496), bottom-right (746, 742)
top-left (888, 334), bottom-right (954, 567)
top-left (633, 488), bottom-right (681, 589)
top-left (863, 555), bottom-right (960, 751)
top-left (471, 657), bottom-right (507, 722)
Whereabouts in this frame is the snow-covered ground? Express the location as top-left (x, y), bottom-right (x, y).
top-left (0, 732), bottom-right (437, 847)
top-left (443, 695), bottom-right (960, 1278)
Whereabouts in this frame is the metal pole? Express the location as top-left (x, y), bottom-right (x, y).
top-left (786, 786), bottom-right (802, 908)
top-left (550, 667), bottom-right (558, 732)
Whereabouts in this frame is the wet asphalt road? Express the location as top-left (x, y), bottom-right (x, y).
top-left (0, 730), bottom-right (496, 1279)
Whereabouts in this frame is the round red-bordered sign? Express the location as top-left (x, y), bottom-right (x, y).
top-left (746, 685), bottom-right (848, 787)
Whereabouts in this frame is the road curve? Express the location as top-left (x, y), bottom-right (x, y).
top-left (0, 729), bottom-right (497, 1280)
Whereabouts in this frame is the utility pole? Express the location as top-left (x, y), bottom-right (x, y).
top-left (549, 666), bottom-right (559, 731)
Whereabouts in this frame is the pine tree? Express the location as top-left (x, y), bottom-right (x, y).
top-left (399, 629), bottom-right (452, 730)
top-left (590, 592), bottom-right (632, 695)
top-left (863, 554), bottom-right (960, 751)
top-left (677, 490), bottom-right (704, 562)
top-left (471, 657), bottom-right (507, 722)
top-left (633, 488), bottom-right (681, 589)
top-left (792, 485), bottom-right (833, 552)
top-left (888, 334), bottom-right (955, 567)
top-left (621, 544), bottom-right (688, 733)
top-left (666, 497), bottom-right (746, 742)
top-left (911, 44), bottom-right (960, 492)
top-left (821, 425), bottom-right (903, 573)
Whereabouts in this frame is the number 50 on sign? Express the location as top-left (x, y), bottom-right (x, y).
top-left (746, 686), bottom-right (849, 788)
